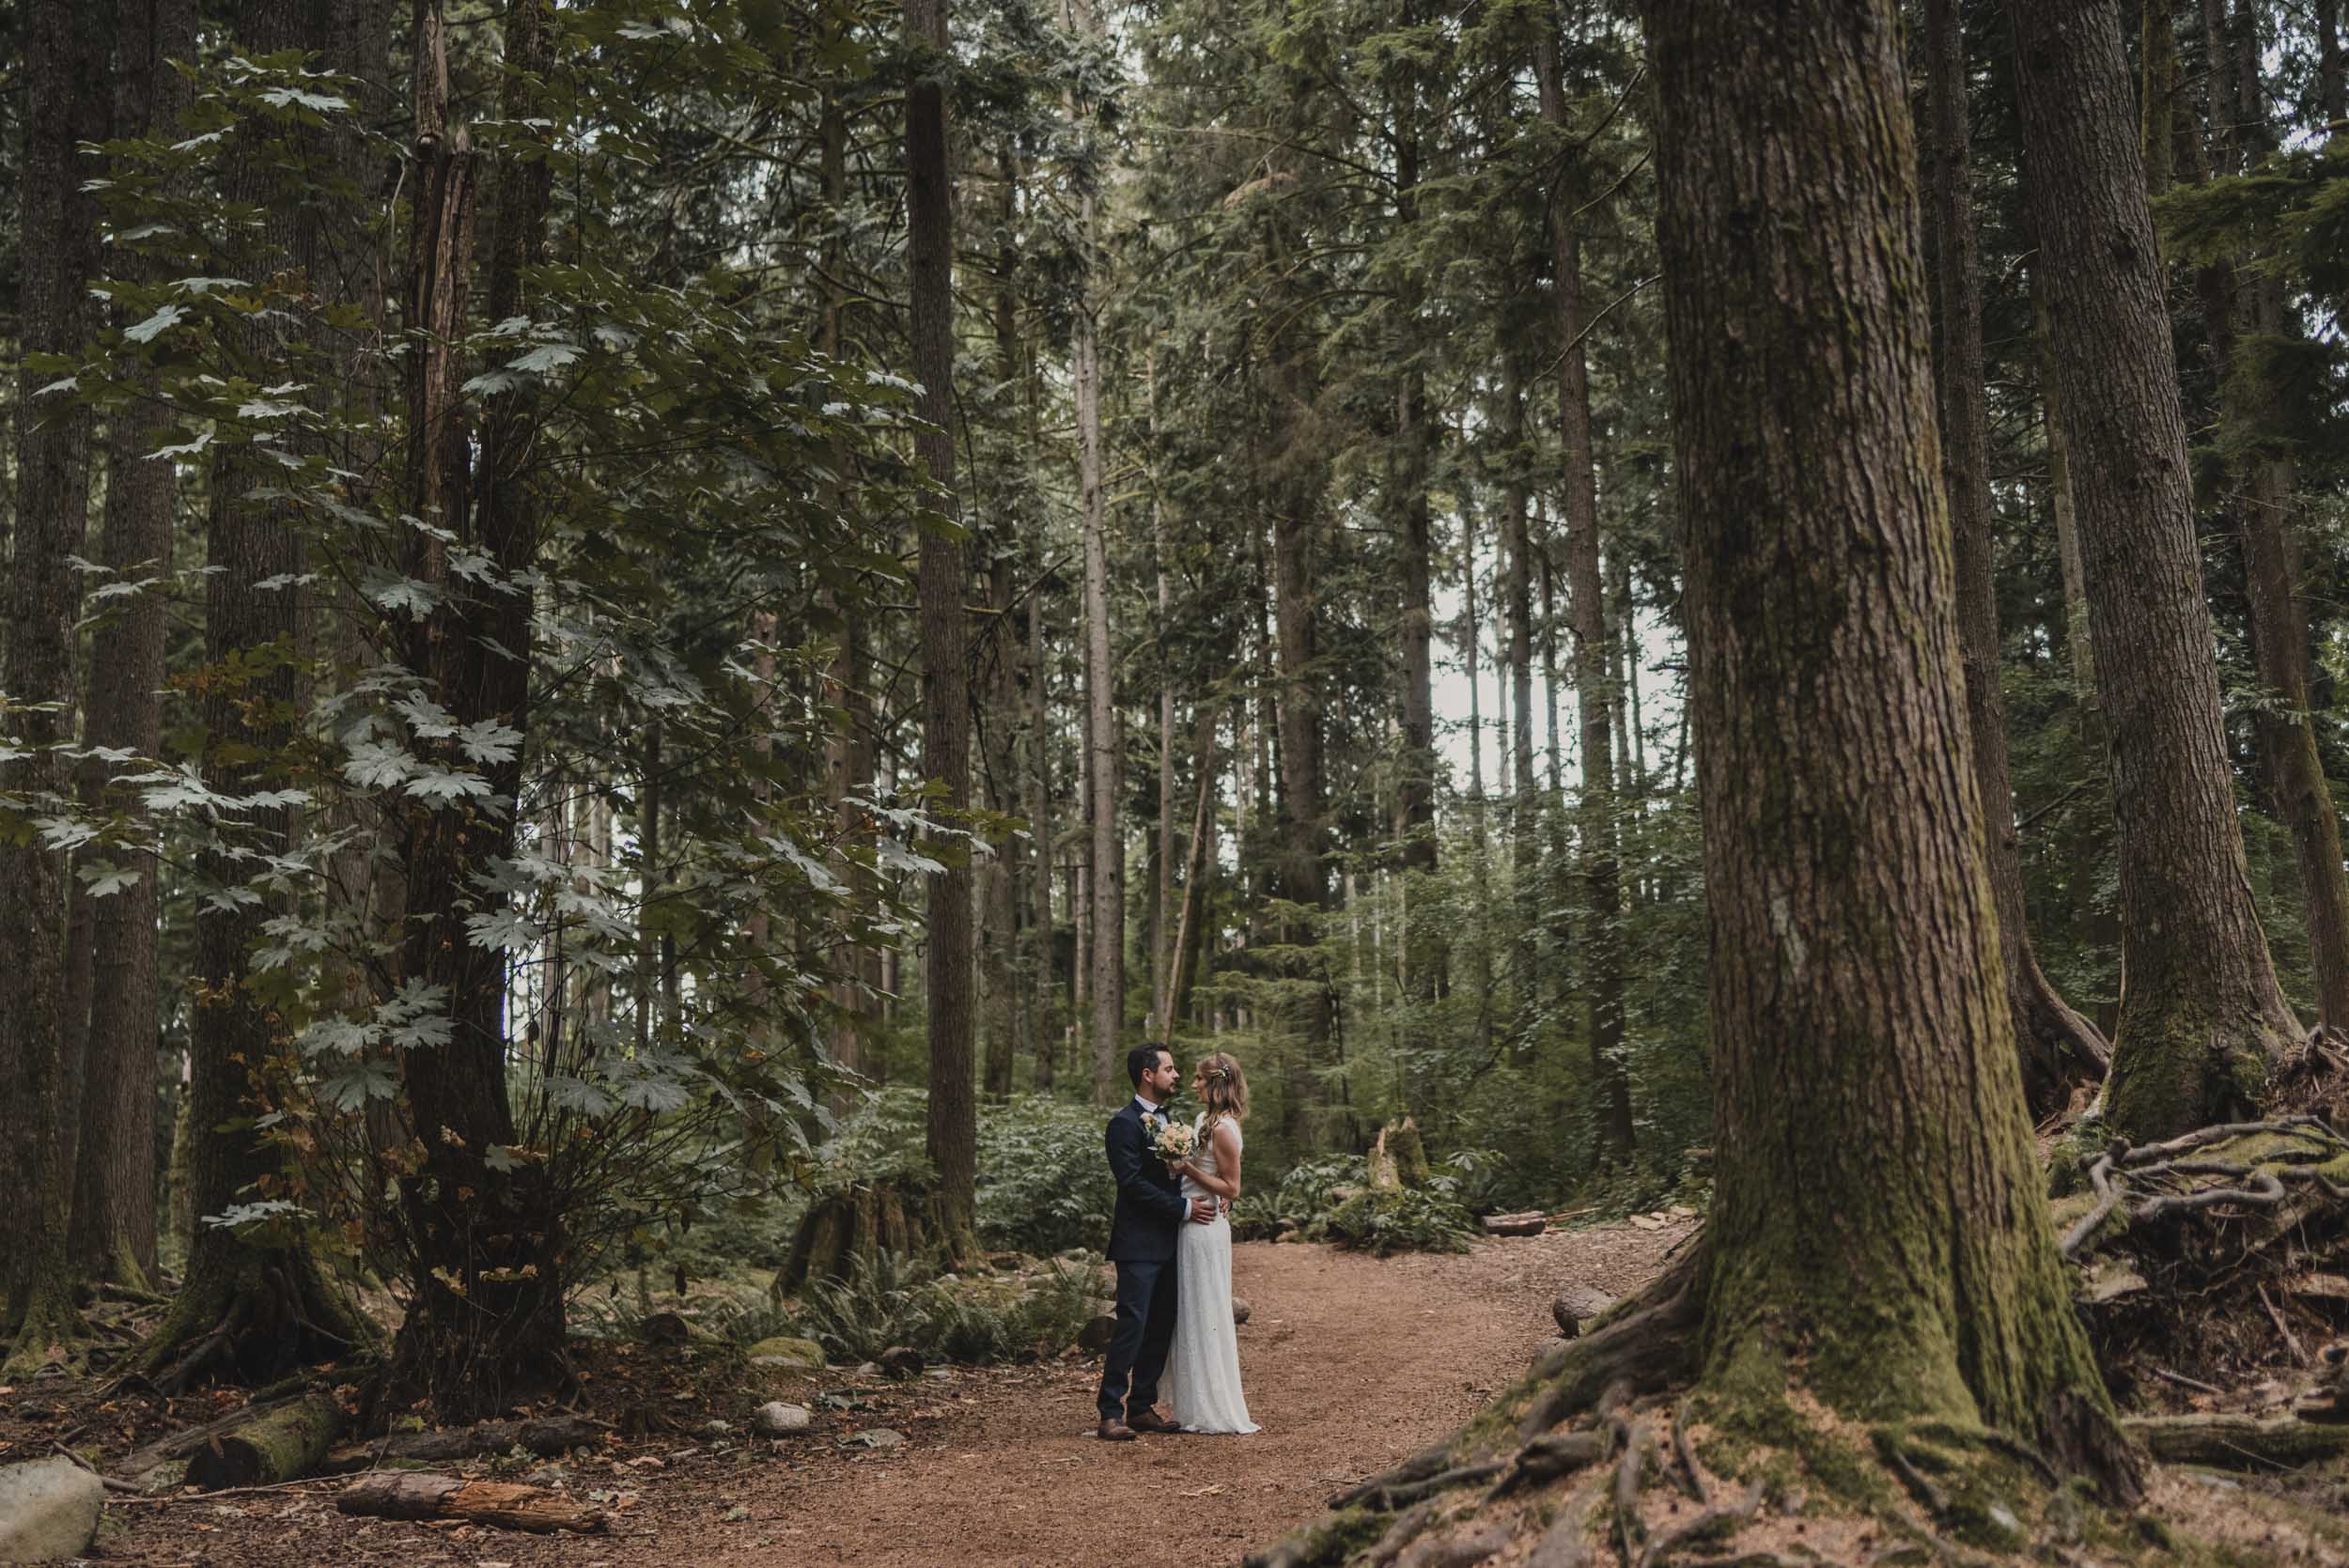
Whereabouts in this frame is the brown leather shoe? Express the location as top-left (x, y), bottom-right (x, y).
top-left (1128, 1407), bottom-right (1184, 1435)
top-left (1097, 1419), bottom-right (1136, 1441)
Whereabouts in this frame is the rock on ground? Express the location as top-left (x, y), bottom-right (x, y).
top-left (0, 1455), bottom-right (104, 1563)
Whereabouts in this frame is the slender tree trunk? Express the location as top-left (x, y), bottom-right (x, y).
top-left (1645, 0), bottom-right (2138, 1490)
top-left (1923, 0), bottom-right (2111, 1109)
top-left (1160, 706), bottom-right (1219, 1042)
top-left (1461, 495), bottom-right (1486, 834)
top-left (1392, 110), bottom-right (1439, 877)
top-left (1029, 585), bottom-right (1059, 1089)
top-left (1, 0), bottom-right (105, 1366)
top-left (1149, 365), bottom-right (1178, 1037)
top-left (1269, 319), bottom-right (1330, 1145)
top-left (982, 554), bottom-right (1021, 1098)
top-left (1536, 19), bottom-right (1634, 1160)
top-left (908, 0), bottom-right (974, 1243)
top-left (2012, 0), bottom-right (2298, 1139)
top-left (821, 72), bottom-right (877, 1092)
top-left (2321, 0), bottom-right (2345, 126)
top-left (2033, 277), bottom-right (2099, 716)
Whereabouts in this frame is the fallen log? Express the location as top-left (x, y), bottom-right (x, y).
top-left (2124, 1414), bottom-right (2349, 1469)
top-left (335, 1472), bottom-right (607, 1533)
top-left (1481, 1211), bottom-right (1547, 1237)
top-left (319, 1415), bottom-right (604, 1473)
top-left (116, 1385), bottom-right (312, 1478)
top-left (183, 1390), bottom-right (346, 1492)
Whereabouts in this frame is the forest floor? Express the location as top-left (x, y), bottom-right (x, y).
top-left (21, 1209), bottom-right (2349, 1565)
top-left (16, 1217), bottom-right (1696, 1568)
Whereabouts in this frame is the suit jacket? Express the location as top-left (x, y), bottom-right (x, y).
top-left (1105, 1100), bottom-right (1189, 1263)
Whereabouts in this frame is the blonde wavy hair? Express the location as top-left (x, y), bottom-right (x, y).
top-left (1193, 1051), bottom-right (1249, 1132)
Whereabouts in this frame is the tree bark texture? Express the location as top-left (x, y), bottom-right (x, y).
top-left (1644, 0), bottom-right (2138, 1491)
top-left (1923, 0), bottom-right (2110, 1110)
top-left (382, 0), bottom-right (568, 1420)
top-left (2011, 0), bottom-right (2298, 1140)
top-left (132, 0), bottom-right (367, 1398)
top-left (1536, 17), bottom-right (1634, 1160)
top-left (1028, 584), bottom-right (1059, 1089)
top-left (2204, 6), bottom-right (2349, 1036)
top-left (1, 0), bottom-right (106, 1363)
top-left (68, 0), bottom-right (200, 1296)
top-left (909, 0), bottom-right (975, 1241)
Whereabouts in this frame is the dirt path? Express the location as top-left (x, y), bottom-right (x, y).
top-left (679, 1222), bottom-right (1695, 1568)
top-left (94, 1222), bottom-right (1696, 1567)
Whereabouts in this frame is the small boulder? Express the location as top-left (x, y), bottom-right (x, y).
top-left (1551, 1284), bottom-right (1616, 1339)
top-left (745, 1336), bottom-right (825, 1371)
top-left (1076, 1314), bottom-right (1118, 1353)
top-left (853, 1361), bottom-right (883, 1381)
top-left (878, 1345), bottom-right (925, 1379)
top-left (1231, 1297), bottom-right (1252, 1326)
top-left (752, 1402), bottom-right (813, 1436)
top-left (0, 1456), bottom-right (104, 1563)
top-left (1479, 1211), bottom-right (1547, 1237)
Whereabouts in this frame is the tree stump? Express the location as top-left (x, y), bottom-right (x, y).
top-left (777, 1180), bottom-right (947, 1293)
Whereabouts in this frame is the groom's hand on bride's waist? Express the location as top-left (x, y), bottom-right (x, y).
top-left (1188, 1198), bottom-right (1218, 1224)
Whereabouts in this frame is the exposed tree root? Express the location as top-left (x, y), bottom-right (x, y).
top-left (117, 1250), bottom-right (371, 1397)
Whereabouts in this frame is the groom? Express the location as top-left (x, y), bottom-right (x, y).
top-left (1097, 1045), bottom-right (1216, 1441)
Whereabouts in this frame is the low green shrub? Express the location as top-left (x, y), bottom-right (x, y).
top-left (975, 1096), bottom-right (1117, 1255)
top-left (1320, 1187), bottom-right (1474, 1256)
top-left (779, 1248), bottom-right (1111, 1366)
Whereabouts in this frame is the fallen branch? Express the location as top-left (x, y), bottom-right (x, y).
top-left (335, 1472), bottom-right (608, 1533)
top-left (320, 1414), bottom-right (604, 1472)
top-left (2124, 1414), bottom-right (2349, 1469)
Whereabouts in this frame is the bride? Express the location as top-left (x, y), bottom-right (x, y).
top-left (1163, 1051), bottom-right (1258, 1435)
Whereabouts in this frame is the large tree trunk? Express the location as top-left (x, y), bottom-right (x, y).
top-left (1922, 0), bottom-right (2110, 1110)
top-left (2204, 2), bottom-right (2349, 1036)
top-left (383, 0), bottom-right (567, 1420)
top-left (1535, 19), bottom-right (1633, 1161)
top-left (1, 0), bottom-right (106, 1368)
top-left (2012, 0), bottom-right (2298, 1140)
top-left (1645, 0), bottom-right (2138, 1492)
top-left (67, 0), bottom-right (201, 1297)
top-left (128, 0), bottom-right (367, 1394)
top-left (909, 0), bottom-right (975, 1246)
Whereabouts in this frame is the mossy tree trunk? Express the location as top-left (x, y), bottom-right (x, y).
top-left (1644, 0), bottom-right (2139, 1492)
top-left (1921, 0), bottom-right (2110, 1112)
top-left (2011, 0), bottom-right (2299, 1141)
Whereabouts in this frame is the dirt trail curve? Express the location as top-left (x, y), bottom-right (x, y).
top-left (98, 1220), bottom-right (1694, 1568)
top-left (684, 1222), bottom-right (1692, 1568)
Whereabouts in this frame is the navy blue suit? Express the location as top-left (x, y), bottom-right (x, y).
top-left (1097, 1098), bottom-right (1189, 1422)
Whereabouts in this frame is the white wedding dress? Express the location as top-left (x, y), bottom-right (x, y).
top-left (1165, 1115), bottom-right (1258, 1434)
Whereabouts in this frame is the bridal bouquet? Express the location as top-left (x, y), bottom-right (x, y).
top-left (1146, 1115), bottom-right (1197, 1166)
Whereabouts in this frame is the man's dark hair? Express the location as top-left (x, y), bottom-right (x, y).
top-left (1126, 1045), bottom-right (1171, 1090)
